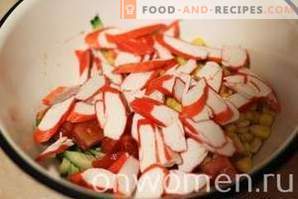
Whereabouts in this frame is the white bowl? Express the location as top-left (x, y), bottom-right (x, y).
top-left (0, 0), bottom-right (297, 198)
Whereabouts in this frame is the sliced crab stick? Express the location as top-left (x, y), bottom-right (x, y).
top-left (103, 90), bottom-right (128, 140)
top-left (178, 138), bottom-right (208, 172)
top-left (66, 102), bottom-right (96, 123)
top-left (162, 119), bottom-right (186, 152)
top-left (196, 62), bottom-right (223, 92)
top-left (75, 74), bottom-right (106, 101)
top-left (114, 155), bottom-right (139, 196)
top-left (34, 97), bottom-right (75, 144)
top-left (131, 98), bottom-right (178, 127)
top-left (181, 79), bottom-right (208, 118)
top-left (222, 46), bottom-right (248, 68)
top-left (135, 165), bottom-right (168, 198)
top-left (156, 34), bottom-right (208, 60)
top-left (138, 120), bottom-right (158, 172)
top-left (114, 59), bottom-right (177, 74)
top-left (106, 24), bottom-right (166, 43)
top-left (35, 136), bottom-right (74, 161)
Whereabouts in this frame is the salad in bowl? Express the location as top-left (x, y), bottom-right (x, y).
top-left (33, 17), bottom-right (280, 198)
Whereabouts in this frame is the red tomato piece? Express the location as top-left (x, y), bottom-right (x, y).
top-left (72, 120), bottom-right (104, 150)
top-left (201, 155), bottom-right (237, 180)
top-left (101, 137), bottom-right (119, 154)
top-left (92, 152), bottom-right (126, 169)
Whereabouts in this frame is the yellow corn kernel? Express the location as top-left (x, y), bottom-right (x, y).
top-left (166, 98), bottom-right (182, 112)
top-left (176, 57), bottom-right (187, 65)
top-left (237, 127), bottom-right (249, 134)
top-left (192, 37), bottom-right (207, 46)
top-left (235, 157), bottom-right (253, 173)
top-left (236, 120), bottom-right (250, 128)
top-left (225, 124), bottom-right (237, 134)
top-left (250, 137), bottom-right (262, 154)
top-left (229, 133), bottom-right (246, 155)
top-left (223, 68), bottom-right (231, 76)
top-left (250, 125), bottom-right (271, 139)
top-left (219, 86), bottom-right (233, 98)
top-left (193, 64), bottom-right (204, 78)
top-left (103, 50), bottom-right (115, 65)
top-left (239, 133), bottom-right (254, 142)
top-left (243, 142), bottom-right (252, 155)
top-left (259, 113), bottom-right (274, 127)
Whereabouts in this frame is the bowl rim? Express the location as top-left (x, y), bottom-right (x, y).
top-left (0, 1), bottom-right (297, 198)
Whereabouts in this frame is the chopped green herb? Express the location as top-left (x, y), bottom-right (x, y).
top-left (90, 15), bottom-right (103, 30)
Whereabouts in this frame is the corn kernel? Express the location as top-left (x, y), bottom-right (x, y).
top-left (225, 124), bottom-right (237, 134)
top-left (176, 57), bottom-right (187, 65)
top-left (103, 50), bottom-right (115, 65)
top-left (230, 133), bottom-right (246, 155)
top-left (239, 133), bottom-right (254, 142)
top-left (237, 127), bottom-right (249, 134)
top-left (259, 113), bottom-right (274, 126)
top-left (243, 142), bottom-right (252, 155)
top-left (192, 37), bottom-right (207, 46)
top-left (235, 157), bottom-right (253, 173)
top-left (250, 137), bottom-right (262, 154)
top-left (250, 125), bottom-right (271, 139)
top-left (237, 120), bottom-right (250, 128)
top-left (166, 98), bottom-right (182, 112)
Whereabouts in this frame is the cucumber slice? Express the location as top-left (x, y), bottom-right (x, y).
top-left (87, 148), bottom-right (104, 159)
top-left (68, 164), bottom-right (80, 175)
top-left (63, 151), bottom-right (95, 171)
top-left (59, 158), bottom-right (72, 175)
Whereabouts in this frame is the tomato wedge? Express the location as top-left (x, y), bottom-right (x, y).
top-left (101, 135), bottom-right (138, 158)
top-left (114, 59), bottom-right (177, 74)
top-left (106, 24), bottom-right (166, 43)
top-left (101, 137), bottom-right (118, 154)
top-left (72, 120), bottom-right (104, 150)
top-left (92, 152), bottom-right (126, 169)
top-left (200, 155), bottom-right (237, 179)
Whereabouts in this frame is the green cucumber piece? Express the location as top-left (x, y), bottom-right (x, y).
top-left (87, 148), bottom-right (104, 159)
top-left (59, 158), bottom-right (72, 175)
top-left (63, 151), bottom-right (95, 171)
top-left (68, 164), bottom-right (80, 175)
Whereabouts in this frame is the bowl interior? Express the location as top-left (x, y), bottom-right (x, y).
top-left (0, 0), bottom-right (298, 197)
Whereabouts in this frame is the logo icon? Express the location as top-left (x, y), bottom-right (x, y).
top-left (121, 0), bottom-right (137, 19)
